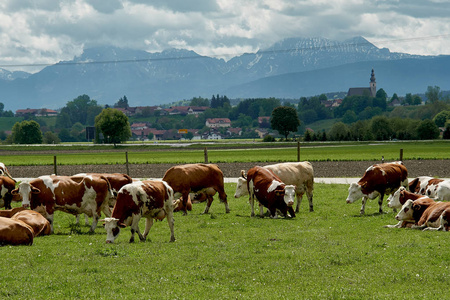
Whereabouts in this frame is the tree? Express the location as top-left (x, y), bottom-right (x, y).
top-left (425, 86), bottom-right (441, 103)
top-left (11, 120), bottom-right (43, 144)
top-left (95, 108), bottom-right (131, 145)
top-left (433, 110), bottom-right (450, 127)
top-left (270, 106), bottom-right (300, 139)
top-left (443, 122), bottom-right (450, 139)
top-left (417, 119), bottom-right (440, 140)
top-left (371, 116), bottom-right (393, 140)
top-left (114, 95), bottom-right (129, 108)
top-left (57, 94), bottom-right (103, 127)
top-left (43, 131), bottom-right (61, 144)
top-left (328, 122), bottom-right (350, 141)
top-left (190, 97), bottom-right (209, 107)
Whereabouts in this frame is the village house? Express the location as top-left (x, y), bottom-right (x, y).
top-left (15, 108), bottom-right (58, 117)
top-left (205, 118), bottom-right (231, 128)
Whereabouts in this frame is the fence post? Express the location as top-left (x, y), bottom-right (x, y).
top-left (204, 147), bottom-right (208, 163)
top-left (53, 155), bottom-right (57, 175)
top-left (399, 149), bottom-right (403, 161)
top-left (125, 152), bottom-right (130, 176)
top-left (297, 141), bottom-right (300, 162)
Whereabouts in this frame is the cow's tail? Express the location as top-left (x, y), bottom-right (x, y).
top-left (100, 176), bottom-right (115, 198)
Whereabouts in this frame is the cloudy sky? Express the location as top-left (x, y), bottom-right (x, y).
top-left (1, 0), bottom-right (449, 73)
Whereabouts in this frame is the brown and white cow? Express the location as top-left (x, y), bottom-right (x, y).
top-left (0, 216), bottom-right (34, 246)
top-left (12, 175), bottom-right (113, 233)
top-left (0, 162), bottom-right (16, 182)
top-left (162, 163), bottom-right (228, 215)
top-left (0, 176), bottom-right (17, 209)
top-left (244, 166), bottom-right (296, 218)
top-left (0, 206), bottom-right (51, 237)
top-left (408, 176), bottom-right (443, 196)
top-left (71, 173), bottom-right (133, 224)
top-left (234, 161), bottom-right (314, 213)
top-left (395, 198), bottom-right (450, 231)
top-left (102, 180), bottom-right (175, 243)
top-left (346, 162), bottom-right (408, 214)
top-left (431, 180), bottom-right (450, 201)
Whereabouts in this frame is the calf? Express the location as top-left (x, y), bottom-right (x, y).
top-left (163, 163), bottom-right (228, 215)
top-left (102, 180), bottom-right (175, 243)
top-left (395, 198), bottom-right (450, 231)
top-left (245, 166), bottom-right (296, 218)
top-left (0, 216), bottom-right (34, 246)
top-left (346, 161), bottom-right (408, 214)
top-left (0, 176), bottom-right (17, 209)
top-left (12, 175), bottom-right (113, 233)
top-left (234, 161), bottom-right (314, 212)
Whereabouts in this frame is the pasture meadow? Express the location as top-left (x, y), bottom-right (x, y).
top-left (1, 182), bottom-right (448, 299)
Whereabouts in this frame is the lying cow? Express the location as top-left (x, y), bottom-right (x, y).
top-left (346, 161), bottom-right (408, 214)
top-left (102, 180), bottom-right (175, 243)
top-left (0, 176), bottom-right (17, 209)
top-left (409, 176), bottom-right (443, 196)
top-left (395, 198), bottom-right (450, 231)
top-left (244, 166), bottom-right (296, 218)
top-left (72, 173), bottom-right (133, 225)
top-left (162, 163), bottom-right (228, 215)
top-left (234, 161), bottom-right (314, 213)
top-left (12, 175), bottom-right (113, 233)
top-left (0, 216), bottom-right (34, 246)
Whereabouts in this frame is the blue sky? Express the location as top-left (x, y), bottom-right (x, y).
top-left (1, 0), bottom-right (449, 72)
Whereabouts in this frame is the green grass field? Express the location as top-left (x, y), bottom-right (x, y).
top-left (1, 140), bottom-right (450, 166)
top-left (1, 183), bottom-right (448, 299)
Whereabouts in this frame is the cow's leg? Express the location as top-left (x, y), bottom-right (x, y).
top-left (202, 195), bottom-right (214, 214)
top-left (307, 191), bottom-right (314, 212)
top-left (360, 196), bottom-right (367, 215)
top-left (182, 192), bottom-right (190, 215)
top-left (249, 194), bottom-right (256, 217)
top-left (141, 218), bottom-right (154, 241)
top-left (378, 194), bottom-right (384, 214)
top-left (259, 203), bottom-right (265, 218)
top-left (295, 192), bottom-right (303, 213)
top-left (75, 214), bottom-right (80, 225)
top-left (164, 201), bottom-right (176, 242)
top-left (288, 206), bottom-right (296, 218)
top-left (217, 188), bottom-right (230, 213)
top-left (89, 213), bottom-right (100, 233)
top-left (84, 214), bottom-right (90, 226)
top-left (46, 213), bottom-right (54, 234)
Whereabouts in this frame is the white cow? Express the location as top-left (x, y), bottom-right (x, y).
top-left (234, 161), bottom-right (314, 212)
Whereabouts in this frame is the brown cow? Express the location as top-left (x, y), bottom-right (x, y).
top-left (0, 216), bottom-right (34, 246)
top-left (0, 207), bottom-right (51, 237)
top-left (346, 162), bottom-right (408, 214)
top-left (0, 176), bottom-right (17, 209)
top-left (395, 198), bottom-right (450, 231)
top-left (408, 176), bottom-right (443, 196)
top-left (244, 166), bottom-right (296, 218)
top-left (71, 173), bottom-right (133, 224)
top-left (12, 175), bottom-right (113, 233)
top-left (102, 180), bottom-right (175, 243)
top-left (162, 163), bottom-right (228, 215)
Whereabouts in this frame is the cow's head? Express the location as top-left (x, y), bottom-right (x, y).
top-left (387, 186), bottom-right (406, 209)
top-left (102, 217), bottom-right (126, 243)
top-left (283, 185), bottom-right (296, 207)
top-left (234, 177), bottom-right (249, 198)
top-left (11, 181), bottom-right (40, 208)
top-left (395, 199), bottom-right (414, 221)
top-left (346, 182), bottom-right (364, 204)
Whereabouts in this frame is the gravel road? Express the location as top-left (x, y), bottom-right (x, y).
top-left (7, 160), bottom-right (450, 179)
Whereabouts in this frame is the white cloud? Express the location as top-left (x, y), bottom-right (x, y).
top-left (0, 0), bottom-right (449, 72)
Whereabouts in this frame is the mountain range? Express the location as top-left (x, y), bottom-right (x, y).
top-left (1, 36), bottom-right (449, 111)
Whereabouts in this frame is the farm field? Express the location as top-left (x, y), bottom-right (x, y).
top-left (1, 183), bottom-right (448, 299)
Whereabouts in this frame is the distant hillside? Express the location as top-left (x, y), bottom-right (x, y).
top-left (0, 36), bottom-right (449, 111)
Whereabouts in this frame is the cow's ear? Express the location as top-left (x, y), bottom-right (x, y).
top-left (240, 170), bottom-right (247, 179)
top-left (118, 222), bottom-right (127, 228)
top-left (413, 204), bottom-right (421, 211)
top-left (31, 187), bottom-right (41, 194)
top-left (11, 188), bottom-right (18, 195)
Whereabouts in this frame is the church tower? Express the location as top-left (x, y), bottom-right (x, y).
top-left (370, 69), bottom-right (376, 97)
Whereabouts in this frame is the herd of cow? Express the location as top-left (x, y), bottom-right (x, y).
top-left (0, 159), bottom-right (448, 246)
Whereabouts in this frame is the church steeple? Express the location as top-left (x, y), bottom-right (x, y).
top-left (370, 69), bottom-right (376, 97)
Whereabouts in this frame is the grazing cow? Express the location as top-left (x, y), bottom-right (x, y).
top-left (12, 175), bottom-right (113, 233)
top-left (346, 162), bottom-right (408, 214)
top-left (162, 163), bottom-right (228, 215)
top-left (395, 198), bottom-right (450, 231)
top-left (102, 180), bottom-right (175, 243)
top-left (244, 166), bottom-right (296, 218)
top-left (0, 217), bottom-right (34, 246)
top-left (173, 195), bottom-right (193, 212)
top-left (0, 162), bottom-right (16, 182)
top-left (0, 207), bottom-right (51, 237)
top-left (234, 162), bottom-right (314, 213)
top-left (72, 173), bottom-right (133, 225)
top-left (0, 176), bottom-right (17, 209)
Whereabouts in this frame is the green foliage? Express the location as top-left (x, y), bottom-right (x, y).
top-left (190, 96), bottom-right (210, 107)
top-left (95, 108), bottom-right (131, 145)
top-left (230, 98), bottom-right (280, 120)
top-left (425, 85), bottom-right (441, 103)
top-left (371, 116), bottom-right (393, 140)
top-left (433, 110), bottom-right (450, 127)
top-left (270, 106), bottom-right (300, 139)
top-left (43, 131), bottom-right (61, 144)
top-left (1, 183), bottom-right (449, 299)
top-left (417, 119), bottom-right (440, 140)
top-left (11, 120), bottom-right (43, 144)
top-left (57, 94), bottom-right (103, 128)
top-left (114, 95), bottom-right (129, 108)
